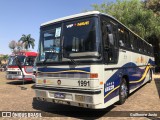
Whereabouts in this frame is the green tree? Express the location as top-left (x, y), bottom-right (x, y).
top-left (2, 55), bottom-right (9, 63)
top-left (91, 0), bottom-right (160, 66)
top-left (92, 0), bottom-right (160, 39)
top-left (144, 0), bottom-right (160, 15)
top-left (19, 34), bottom-right (35, 50)
top-left (16, 41), bottom-right (23, 52)
top-left (143, 0), bottom-right (160, 67)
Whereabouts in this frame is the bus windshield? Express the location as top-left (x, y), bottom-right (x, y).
top-left (63, 17), bottom-right (99, 58)
top-left (38, 17), bottom-right (100, 63)
top-left (8, 56), bottom-right (25, 66)
top-left (8, 56), bottom-right (36, 66)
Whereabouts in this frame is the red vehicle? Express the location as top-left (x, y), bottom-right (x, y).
top-left (6, 51), bottom-right (38, 82)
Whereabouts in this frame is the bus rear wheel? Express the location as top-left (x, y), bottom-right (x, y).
top-left (118, 78), bottom-right (128, 105)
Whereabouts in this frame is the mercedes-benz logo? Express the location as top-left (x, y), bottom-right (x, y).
top-left (57, 80), bottom-right (61, 85)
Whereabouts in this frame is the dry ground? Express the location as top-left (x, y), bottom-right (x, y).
top-left (0, 72), bottom-right (160, 120)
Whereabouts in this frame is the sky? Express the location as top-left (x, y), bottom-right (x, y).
top-left (0, 0), bottom-right (115, 55)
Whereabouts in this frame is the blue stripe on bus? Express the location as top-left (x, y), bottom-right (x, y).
top-left (104, 59), bottom-right (154, 103)
top-left (37, 67), bottom-right (90, 74)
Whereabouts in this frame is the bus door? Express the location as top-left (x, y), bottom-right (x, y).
top-left (101, 17), bottom-right (119, 64)
top-left (24, 56), bottom-right (36, 74)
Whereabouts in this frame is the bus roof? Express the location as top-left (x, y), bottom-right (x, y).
top-left (41, 11), bottom-right (152, 47)
top-left (10, 51), bottom-right (38, 57)
top-left (24, 52), bottom-right (38, 57)
top-left (41, 11), bottom-right (101, 26)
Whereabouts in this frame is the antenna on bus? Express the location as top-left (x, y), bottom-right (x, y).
top-left (14, 56), bottom-right (27, 90)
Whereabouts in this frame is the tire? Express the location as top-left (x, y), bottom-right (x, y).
top-left (148, 69), bottom-right (152, 83)
top-left (118, 78), bottom-right (128, 105)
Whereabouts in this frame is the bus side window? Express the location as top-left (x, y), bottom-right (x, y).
top-left (143, 42), bottom-right (147, 53)
top-left (118, 26), bottom-right (130, 48)
top-left (118, 28), bottom-right (125, 47)
top-left (102, 21), bottom-right (109, 50)
top-left (106, 24), bottom-right (114, 63)
top-left (134, 36), bottom-right (138, 51)
top-left (102, 19), bottom-right (118, 64)
top-left (125, 30), bottom-right (130, 48)
top-left (26, 58), bottom-right (34, 66)
top-left (130, 33), bottom-right (134, 50)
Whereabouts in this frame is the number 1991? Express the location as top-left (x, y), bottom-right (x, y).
top-left (78, 80), bottom-right (90, 87)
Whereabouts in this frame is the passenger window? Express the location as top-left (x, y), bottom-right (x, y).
top-left (118, 28), bottom-right (125, 47)
top-left (138, 39), bottom-right (143, 52)
top-left (118, 26), bottom-right (130, 48)
top-left (143, 42), bottom-right (147, 53)
top-left (130, 33), bottom-right (134, 50)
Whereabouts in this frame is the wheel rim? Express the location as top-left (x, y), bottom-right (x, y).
top-left (120, 83), bottom-right (127, 99)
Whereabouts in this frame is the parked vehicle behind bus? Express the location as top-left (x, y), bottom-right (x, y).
top-left (33, 11), bottom-right (154, 109)
top-left (6, 51), bottom-right (38, 82)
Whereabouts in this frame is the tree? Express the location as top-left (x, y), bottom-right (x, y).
top-left (143, 0), bottom-right (160, 68)
top-left (8, 40), bottom-right (16, 52)
top-left (92, 0), bottom-right (160, 39)
top-left (16, 41), bottom-right (23, 52)
top-left (19, 34), bottom-right (35, 50)
top-left (2, 55), bottom-right (9, 63)
top-left (91, 0), bottom-right (160, 67)
top-left (144, 0), bottom-right (160, 16)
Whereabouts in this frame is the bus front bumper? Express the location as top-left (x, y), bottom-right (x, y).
top-left (6, 74), bottom-right (35, 81)
top-left (32, 85), bottom-right (103, 109)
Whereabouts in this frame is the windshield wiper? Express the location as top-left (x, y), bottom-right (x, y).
top-left (42, 58), bottom-right (47, 65)
top-left (42, 52), bottom-right (54, 65)
top-left (63, 52), bottom-right (79, 66)
top-left (69, 58), bottom-right (79, 66)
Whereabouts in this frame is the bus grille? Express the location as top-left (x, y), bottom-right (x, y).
top-left (38, 73), bottom-right (90, 78)
top-left (8, 71), bottom-right (19, 74)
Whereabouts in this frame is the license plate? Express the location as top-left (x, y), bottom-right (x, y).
top-left (54, 93), bottom-right (65, 99)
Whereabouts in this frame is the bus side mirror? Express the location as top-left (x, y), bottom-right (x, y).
top-left (15, 56), bottom-right (26, 90)
top-left (106, 25), bottom-right (114, 45)
top-left (15, 56), bottom-right (22, 71)
top-left (108, 34), bottom-right (114, 45)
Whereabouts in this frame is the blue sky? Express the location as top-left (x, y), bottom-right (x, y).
top-left (0, 0), bottom-right (115, 55)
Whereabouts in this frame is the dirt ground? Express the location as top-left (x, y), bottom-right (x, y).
top-left (0, 72), bottom-right (160, 120)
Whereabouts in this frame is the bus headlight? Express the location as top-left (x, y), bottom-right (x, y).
top-left (24, 66), bottom-right (33, 73)
top-left (75, 95), bottom-right (93, 103)
top-left (17, 71), bottom-right (21, 75)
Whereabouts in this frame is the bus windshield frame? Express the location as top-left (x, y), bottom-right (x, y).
top-left (38, 16), bottom-right (101, 64)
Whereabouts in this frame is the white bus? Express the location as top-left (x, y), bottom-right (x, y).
top-left (33, 11), bottom-right (154, 109)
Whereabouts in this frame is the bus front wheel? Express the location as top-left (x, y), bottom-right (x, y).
top-left (118, 78), bottom-right (128, 105)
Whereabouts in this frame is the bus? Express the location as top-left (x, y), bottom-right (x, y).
top-left (6, 51), bottom-right (38, 82)
top-left (32, 11), bottom-right (154, 109)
